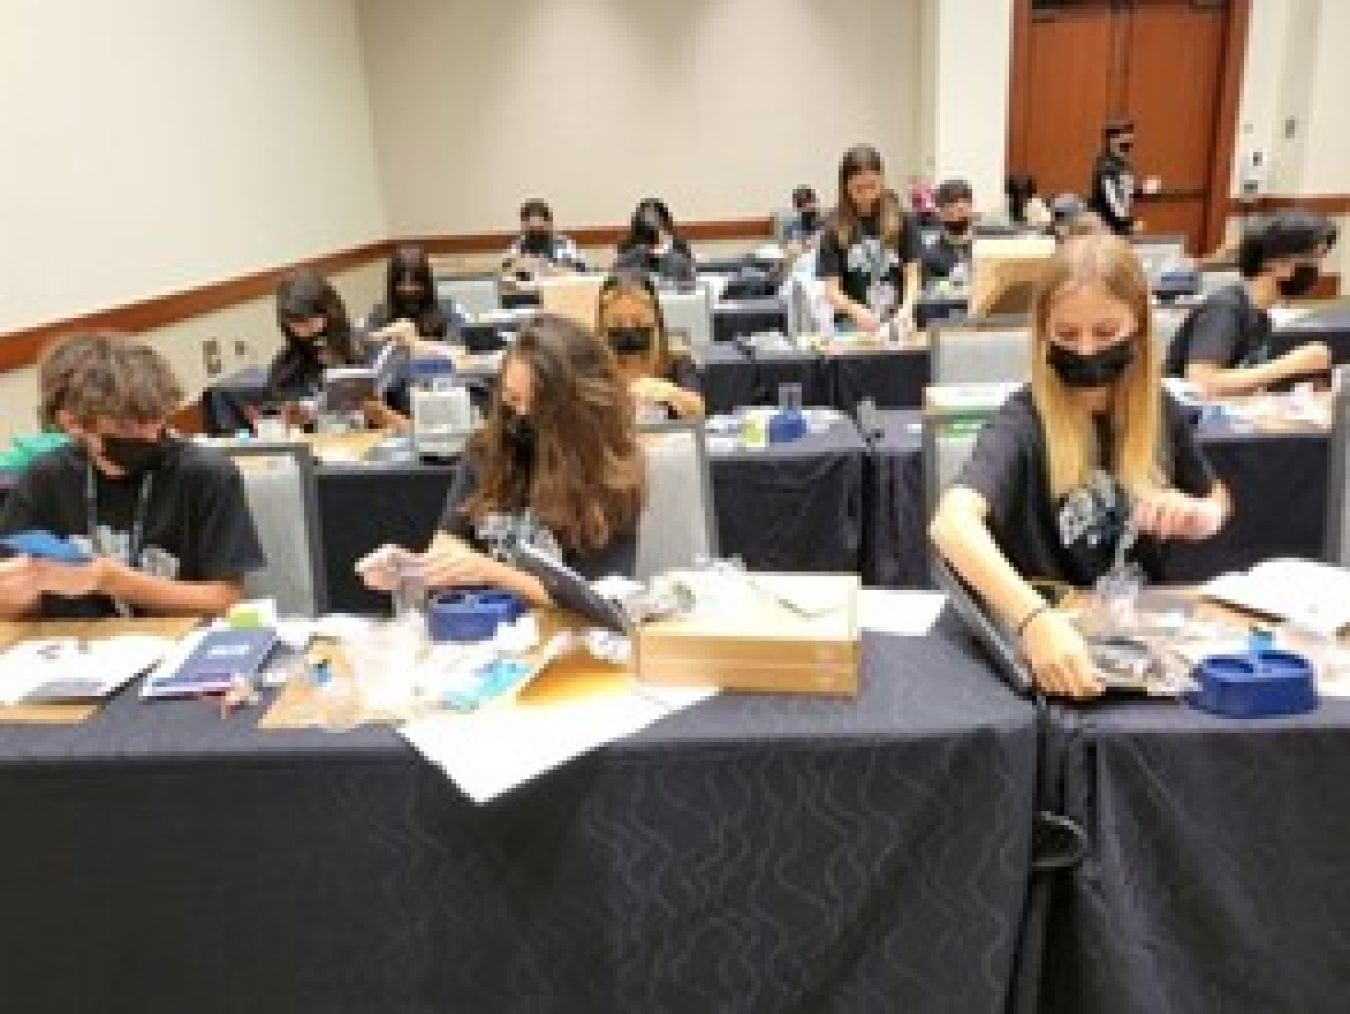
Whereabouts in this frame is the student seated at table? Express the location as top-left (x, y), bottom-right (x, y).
top-left (1005, 173), bottom-right (1051, 230)
top-left (921, 178), bottom-right (976, 289)
top-left (596, 268), bottom-right (705, 420)
top-left (1164, 210), bottom-right (1337, 396)
top-left (357, 314), bottom-right (644, 603)
top-left (366, 244), bottom-right (466, 340)
top-left (930, 235), bottom-right (1229, 698)
top-left (501, 199), bottom-right (586, 281)
top-left (268, 269), bottom-right (406, 429)
top-left (615, 198), bottom-right (696, 286)
top-left (0, 333), bottom-right (265, 620)
top-left (817, 144), bottom-right (922, 333)
top-left (782, 184), bottom-right (823, 253)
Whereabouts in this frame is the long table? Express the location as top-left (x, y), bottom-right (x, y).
top-left (0, 622), bottom-right (1039, 1014)
top-left (1027, 693), bottom-right (1350, 1014)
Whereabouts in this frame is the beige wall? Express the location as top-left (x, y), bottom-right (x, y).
top-left (918, 0), bottom-right (1012, 215)
top-left (0, 0), bottom-right (387, 333)
top-left (1229, 0), bottom-right (1349, 280)
top-left (359, 0), bottom-right (923, 235)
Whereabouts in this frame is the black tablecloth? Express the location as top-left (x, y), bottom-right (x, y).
top-left (708, 421), bottom-right (867, 573)
top-left (829, 347), bottom-right (930, 411)
top-left (0, 624), bottom-right (1038, 1014)
top-left (699, 345), bottom-right (832, 413)
top-left (201, 364), bottom-right (270, 435)
top-left (1029, 694), bottom-right (1350, 1014)
top-left (712, 297), bottom-right (789, 343)
top-left (868, 410), bottom-right (930, 588)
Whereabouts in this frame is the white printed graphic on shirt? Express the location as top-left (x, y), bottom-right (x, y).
top-left (846, 237), bottom-right (898, 276)
top-left (72, 530), bottom-right (181, 580)
top-left (1057, 471), bottom-right (1122, 550)
top-left (475, 511), bottom-right (562, 564)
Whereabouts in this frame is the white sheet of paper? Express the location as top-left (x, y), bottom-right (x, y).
top-left (1202, 559), bottom-right (1350, 636)
top-left (0, 634), bottom-right (173, 704)
top-left (399, 686), bottom-right (715, 803)
top-left (1270, 307), bottom-right (1312, 329)
top-left (856, 589), bottom-right (947, 636)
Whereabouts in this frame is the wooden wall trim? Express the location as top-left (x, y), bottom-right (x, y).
top-left (1204, 0), bottom-right (1250, 252)
top-left (1228, 194), bottom-right (1350, 215)
top-left (405, 215), bottom-right (775, 255)
top-left (0, 216), bottom-right (776, 373)
top-left (0, 240), bottom-right (392, 372)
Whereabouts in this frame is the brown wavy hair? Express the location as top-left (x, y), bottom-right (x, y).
top-left (831, 143), bottom-right (902, 250)
top-left (463, 313), bottom-right (644, 551)
top-left (39, 332), bottom-right (184, 428)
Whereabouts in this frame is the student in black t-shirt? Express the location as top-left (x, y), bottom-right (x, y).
top-left (596, 269), bottom-right (705, 421)
top-left (930, 235), bottom-right (1229, 698)
top-left (816, 144), bottom-right (922, 333)
top-left (0, 333), bottom-right (265, 619)
top-left (921, 178), bottom-right (976, 289)
top-left (615, 198), bottom-right (696, 286)
top-left (1164, 210), bottom-right (1337, 395)
top-left (367, 244), bottom-right (463, 340)
top-left (358, 314), bottom-right (645, 599)
top-left (501, 199), bottom-right (586, 281)
top-left (1087, 118), bottom-right (1160, 236)
top-left (269, 270), bottom-right (406, 429)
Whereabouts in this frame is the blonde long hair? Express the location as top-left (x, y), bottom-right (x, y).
top-left (1030, 234), bottom-right (1162, 501)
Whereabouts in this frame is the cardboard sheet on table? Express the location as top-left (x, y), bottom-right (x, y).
top-left (259, 612), bottom-right (634, 730)
top-left (0, 616), bottom-right (197, 724)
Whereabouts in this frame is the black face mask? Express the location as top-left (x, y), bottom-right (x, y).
top-left (1047, 340), bottom-right (1136, 388)
top-left (945, 218), bottom-right (973, 238)
top-left (607, 325), bottom-right (654, 355)
top-left (101, 433), bottom-right (170, 479)
top-left (501, 410), bottom-right (536, 467)
top-left (1114, 140), bottom-right (1134, 156)
top-left (521, 230), bottom-right (553, 256)
top-left (1278, 263), bottom-right (1320, 298)
top-left (799, 209), bottom-right (820, 232)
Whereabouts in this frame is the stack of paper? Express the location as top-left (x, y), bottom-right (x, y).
top-left (0, 634), bottom-right (173, 704)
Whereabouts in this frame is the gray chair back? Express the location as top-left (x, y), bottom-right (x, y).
top-left (658, 287), bottom-right (713, 350)
top-left (635, 420), bottom-right (719, 580)
top-left (437, 275), bottom-right (501, 320)
top-left (930, 326), bottom-right (1031, 385)
top-left (222, 442), bottom-right (327, 616)
top-left (922, 406), bottom-right (998, 519)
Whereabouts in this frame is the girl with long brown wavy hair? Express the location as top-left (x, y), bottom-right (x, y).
top-left (930, 234), bottom-right (1229, 699)
top-left (359, 314), bottom-right (645, 604)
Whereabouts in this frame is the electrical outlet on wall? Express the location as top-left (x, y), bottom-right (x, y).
top-left (202, 338), bottom-right (223, 377)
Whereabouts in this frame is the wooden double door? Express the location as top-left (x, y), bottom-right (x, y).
top-left (1007, 0), bottom-right (1249, 254)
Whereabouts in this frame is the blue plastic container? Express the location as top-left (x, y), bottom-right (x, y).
top-left (427, 589), bottom-right (524, 643)
top-left (1187, 649), bottom-right (1318, 718)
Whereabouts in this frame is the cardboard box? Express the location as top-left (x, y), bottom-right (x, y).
top-left (636, 572), bottom-right (860, 696)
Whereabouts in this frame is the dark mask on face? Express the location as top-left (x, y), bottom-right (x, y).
top-left (101, 433), bottom-right (170, 478)
top-left (1115, 139), bottom-right (1134, 156)
top-left (1278, 263), bottom-right (1320, 298)
top-left (607, 325), bottom-right (654, 355)
top-left (946, 217), bottom-right (973, 238)
top-left (799, 209), bottom-right (820, 232)
top-left (521, 230), bottom-right (553, 256)
top-left (1047, 339), bottom-right (1136, 388)
top-left (501, 410), bottom-right (536, 467)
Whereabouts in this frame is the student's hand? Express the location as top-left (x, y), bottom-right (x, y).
top-left (1143, 176), bottom-right (1162, 195)
top-left (414, 544), bottom-right (507, 590)
top-left (281, 401), bottom-right (316, 429)
top-left (369, 319), bottom-right (418, 348)
top-left (26, 557), bottom-right (109, 598)
top-left (1020, 609), bottom-right (1104, 699)
top-left (361, 399), bottom-right (406, 431)
top-left (630, 376), bottom-right (679, 405)
top-left (1282, 341), bottom-right (1331, 378)
top-left (1132, 489), bottom-right (1225, 541)
top-left (852, 306), bottom-right (882, 334)
top-left (355, 544), bottom-right (419, 592)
